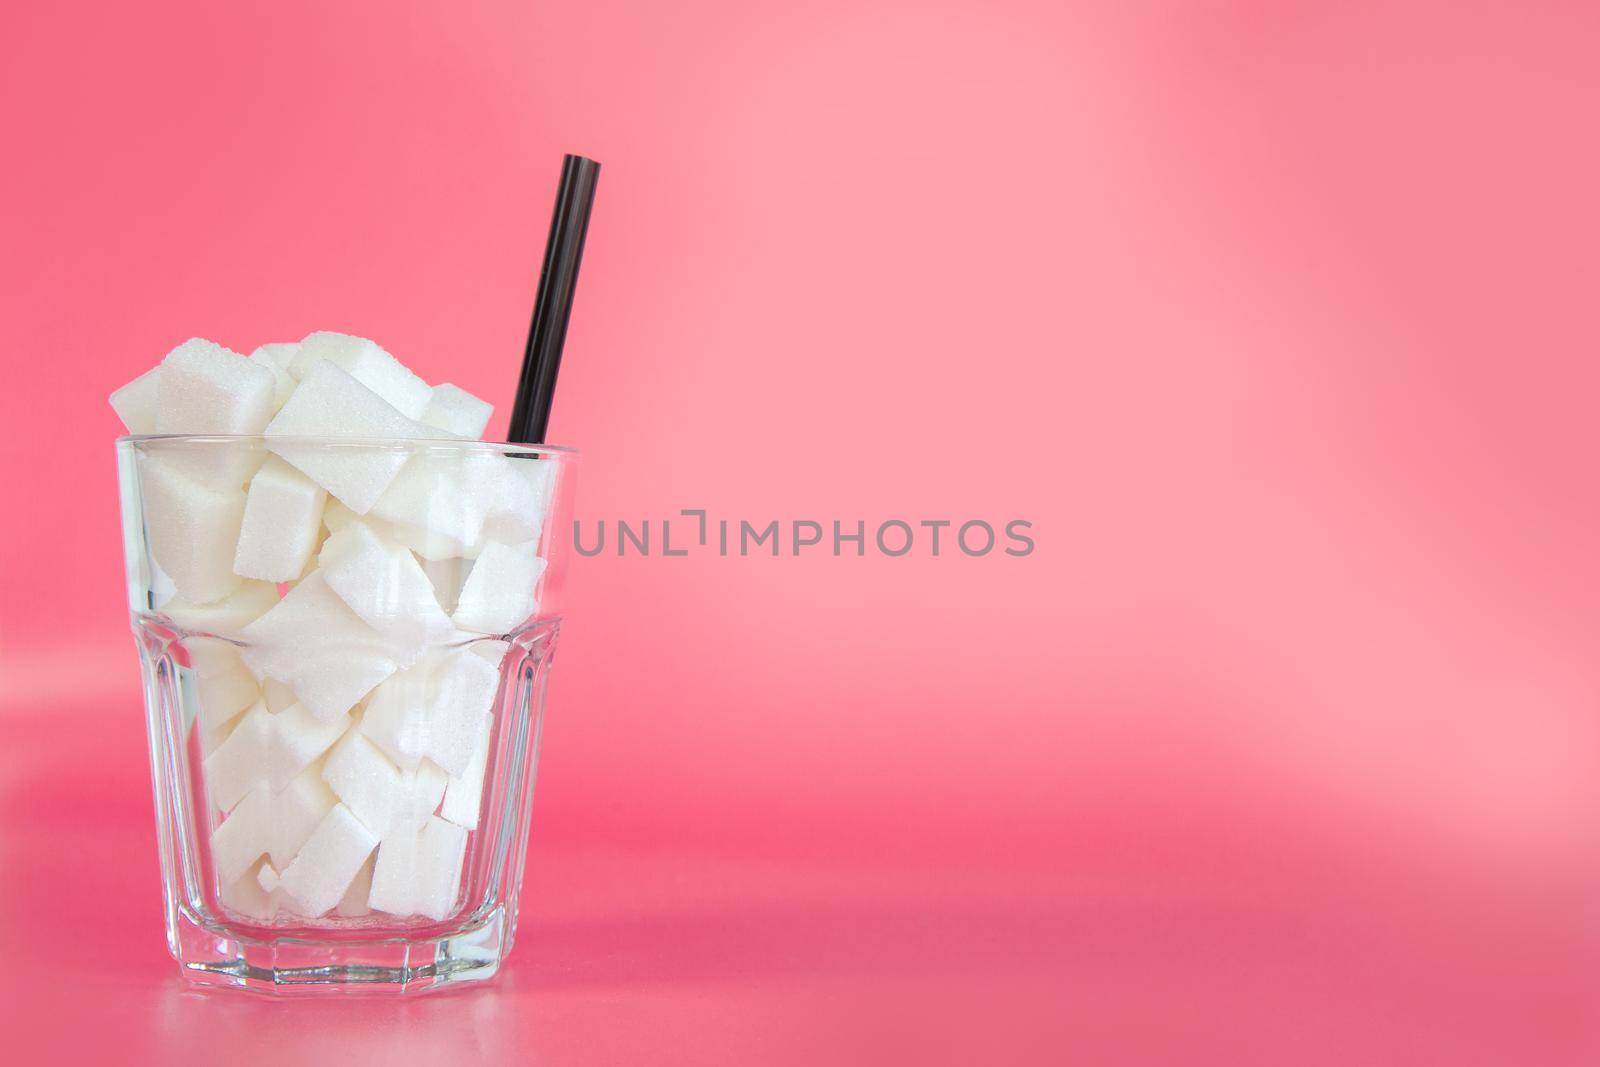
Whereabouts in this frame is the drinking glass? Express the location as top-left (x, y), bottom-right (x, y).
top-left (116, 434), bottom-right (575, 994)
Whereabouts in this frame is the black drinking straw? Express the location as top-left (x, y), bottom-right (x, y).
top-left (508, 154), bottom-right (601, 444)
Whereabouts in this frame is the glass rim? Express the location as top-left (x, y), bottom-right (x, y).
top-left (117, 434), bottom-right (578, 457)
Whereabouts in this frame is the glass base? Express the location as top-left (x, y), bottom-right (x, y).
top-left (170, 902), bottom-right (514, 995)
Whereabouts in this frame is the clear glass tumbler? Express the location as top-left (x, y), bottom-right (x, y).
top-left (116, 434), bottom-right (576, 994)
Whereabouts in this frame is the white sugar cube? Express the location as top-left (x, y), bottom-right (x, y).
top-left (318, 521), bottom-right (456, 658)
top-left (203, 702), bottom-right (271, 812)
top-left (251, 342), bottom-right (300, 374)
top-left (400, 760), bottom-right (449, 833)
top-left (198, 708), bottom-right (241, 758)
top-left (358, 665), bottom-right (430, 770)
top-left (239, 572), bottom-right (399, 720)
top-left (415, 817), bottom-right (469, 920)
top-left (451, 541), bottom-right (546, 635)
top-left (367, 826), bottom-right (417, 915)
top-left (321, 496), bottom-right (361, 533)
top-left (420, 383), bottom-right (493, 438)
top-left (336, 853), bottom-right (376, 917)
top-left (183, 639), bottom-right (245, 681)
top-left (165, 580), bottom-right (280, 638)
top-left (110, 366), bottom-right (162, 434)
top-left (368, 816), bottom-right (466, 920)
top-left (386, 521), bottom-right (481, 563)
top-left (248, 345), bottom-right (297, 411)
top-left (278, 803), bottom-right (379, 917)
top-left (168, 581), bottom-right (279, 679)
top-left (195, 659), bottom-right (259, 733)
top-left (268, 702), bottom-right (351, 793)
top-left (233, 456), bottom-right (327, 582)
top-left (161, 586), bottom-right (289, 681)
top-left (360, 650), bottom-right (497, 777)
top-left (322, 497), bottom-right (404, 552)
top-left (262, 677), bottom-right (298, 714)
top-left (475, 457), bottom-right (557, 552)
top-left (154, 339), bottom-right (276, 488)
top-left (289, 332), bottom-right (433, 419)
top-left (286, 647), bottom-right (400, 722)
top-left (256, 861), bottom-right (281, 893)
top-left (440, 713), bottom-right (492, 830)
top-left (211, 784), bottom-right (271, 886)
top-left (265, 361), bottom-right (444, 513)
top-left (267, 764), bottom-right (338, 871)
top-left (322, 730), bottom-right (446, 838)
top-left (156, 339), bottom-right (277, 433)
top-left (470, 640), bottom-right (511, 669)
top-left (222, 858), bottom-right (281, 921)
top-left (141, 457), bottom-right (246, 604)
top-left (368, 453), bottom-right (499, 561)
top-left (424, 651), bottom-right (500, 775)
top-left (419, 555), bottom-right (473, 614)
top-left (322, 729), bottom-right (404, 833)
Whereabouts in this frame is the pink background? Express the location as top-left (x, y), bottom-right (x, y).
top-left (3, 1), bottom-right (1599, 1062)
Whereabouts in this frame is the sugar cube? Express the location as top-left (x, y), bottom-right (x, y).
top-left (262, 677), bottom-right (298, 714)
top-left (451, 541), bottom-right (546, 635)
top-left (289, 332), bottom-right (433, 419)
top-left (368, 452), bottom-right (499, 561)
top-left (268, 702), bottom-right (351, 793)
top-left (415, 817), bottom-right (469, 920)
top-left (110, 366), bottom-right (162, 434)
top-left (368, 816), bottom-right (467, 920)
top-left (475, 457), bottom-right (557, 553)
top-left (239, 572), bottom-right (400, 720)
top-left (265, 361), bottom-right (444, 513)
top-left (194, 659), bottom-right (259, 733)
top-left (222, 858), bottom-right (281, 922)
top-left (360, 650), bottom-right (497, 777)
top-left (278, 803), bottom-right (379, 917)
top-left (367, 826), bottom-right (417, 915)
top-left (256, 862), bottom-right (281, 893)
top-left (323, 497), bottom-right (403, 554)
top-left (439, 713), bottom-right (492, 830)
top-left (285, 646), bottom-right (401, 722)
top-left (248, 345), bottom-right (297, 411)
top-left (154, 339), bottom-right (276, 488)
top-left (470, 640), bottom-right (511, 669)
top-left (336, 854), bottom-right (376, 917)
top-left (322, 729), bottom-right (403, 833)
top-left (233, 456), bottom-right (328, 581)
top-left (358, 665), bottom-right (430, 770)
top-left (177, 638), bottom-right (253, 678)
top-left (322, 730), bottom-right (447, 838)
top-left (267, 764), bottom-right (339, 871)
top-left (211, 784), bottom-right (271, 886)
top-left (182, 638), bottom-right (242, 680)
top-left (418, 555), bottom-right (473, 614)
top-left (423, 651), bottom-right (499, 775)
top-left (318, 521), bottom-right (456, 659)
top-left (251, 342), bottom-right (300, 375)
top-left (198, 707), bottom-right (241, 758)
top-left (140, 457), bottom-right (247, 604)
top-left (203, 702), bottom-right (271, 812)
top-left (321, 496), bottom-right (361, 534)
top-left (164, 580), bottom-right (280, 638)
top-left (400, 760), bottom-right (449, 833)
top-left (419, 383), bottom-right (492, 438)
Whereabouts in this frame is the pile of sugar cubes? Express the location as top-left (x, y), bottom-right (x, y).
top-left (112, 332), bottom-right (556, 923)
